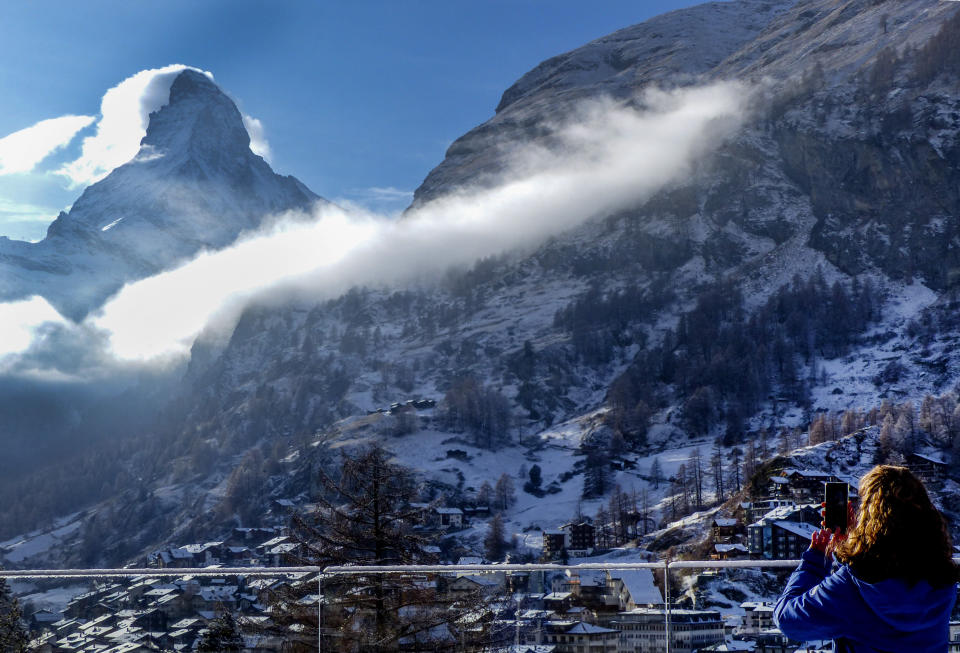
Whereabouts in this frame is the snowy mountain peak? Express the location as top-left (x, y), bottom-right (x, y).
top-left (140, 69), bottom-right (252, 162)
top-left (0, 70), bottom-right (322, 320)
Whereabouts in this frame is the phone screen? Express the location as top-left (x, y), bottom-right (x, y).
top-left (824, 482), bottom-right (849, 532)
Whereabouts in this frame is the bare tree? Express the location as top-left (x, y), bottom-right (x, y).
top-left (709, 443), bottom-right (725, 502)
top-left (649, 457), bottom-right (664, 489)
top-left (272, 445), bottom-right (495, 651)
top-left (688, 448), bottom-right (703, 509)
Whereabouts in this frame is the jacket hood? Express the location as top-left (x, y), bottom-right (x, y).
top-left (846, 566), bottom-right (956, 634)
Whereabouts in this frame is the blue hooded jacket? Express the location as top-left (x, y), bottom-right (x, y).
top-left (774, 548), bottom-right (957, 652)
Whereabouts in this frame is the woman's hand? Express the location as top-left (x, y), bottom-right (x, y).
top-left (810, 527), bottom-right (845, 556)
top-left (810, 528), bottom-right (834, 554)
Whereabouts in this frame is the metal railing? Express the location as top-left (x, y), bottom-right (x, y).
top-left (1, 560), bottom-right (804, 653)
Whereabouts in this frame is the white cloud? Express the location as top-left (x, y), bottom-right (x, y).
top-left (0, 198), bottom-right (57, 221)
top-left (0, 296), bottom-right (67, 358)
top-left (362, 186), bottom-right (414, 201)
top-left (92, 211), bottom-right (378, 359)
top-left (85, 81), bottom-right (750, 362)
top-left (0, 115), bottom-right (95, 175)
top-left (57, 64), bottom-right (213, 187)
top-left (242, 115), bottom-right (272, 162)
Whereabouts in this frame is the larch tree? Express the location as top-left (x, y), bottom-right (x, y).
top-left (270, 445), bottom-right (495, 651)
top-left (494, 473), bottom-right (516, 511)
top-left (649, 457), bottom-right (664, 490)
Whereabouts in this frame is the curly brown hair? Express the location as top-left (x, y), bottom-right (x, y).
top-left (834, 465), bottom-right (957, 586)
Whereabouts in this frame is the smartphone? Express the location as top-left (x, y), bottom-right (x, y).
top-left (824, 482), bottom-right (849, 532)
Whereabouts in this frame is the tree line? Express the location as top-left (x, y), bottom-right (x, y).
top-left (603, 272), bottom-right (881, 445)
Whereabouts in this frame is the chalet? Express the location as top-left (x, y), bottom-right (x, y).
top-left (768, 476), bottom-right (791, 498)
top-left (542, 530), bottom-right (568, 560)
top-left (223, 545), bottom-right (255, 565)
top-left (712, 543), bottom-right (749, 560)
top-left (542, 593), bottom-right (576, 614)
top-left (255, 535), bottom-right (293, 557)
top-left (30, 610), bottom-right (63, 629)
top-left (463, 504), bottom-right (492, 520)
top-left (564, 522), bottom-right (596, 555)
top-left (270, 498), bottom-right (297, 513)
top-left (711, 517), bottom-right (744, 541)
top-left (442, 574), bottom-right (504, 598)
top-left (906, 452), bottom-right (949, 484)
top-left (739, 601), bottom-right (775, 634)
top-left (557, 570), bottom-right (607, 606)
top-left (227, 526), bottom-right (282, 547)
top-left (433, 506), bottom-right (464, 529)
top-left (265, 541), bottom-right (303, 566)
top-left (782, 468), bottom-right (840, 501)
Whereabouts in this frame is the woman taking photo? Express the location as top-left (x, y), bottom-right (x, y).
top-left (774, 464), bottom-right (958, 652)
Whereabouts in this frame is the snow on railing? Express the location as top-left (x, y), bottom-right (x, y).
top-left (1, 560), bottom-right (808, 653)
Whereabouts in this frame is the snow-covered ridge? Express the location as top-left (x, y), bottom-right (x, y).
top-left (0, 69), bottom-right (322, 320)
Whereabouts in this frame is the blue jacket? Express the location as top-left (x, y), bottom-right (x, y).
top-left (774, 548), bottom-right (957, 652)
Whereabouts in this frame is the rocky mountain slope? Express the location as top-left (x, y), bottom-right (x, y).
top-left (3, 0), bottom-right (960, 568)
top-left (0, 70), bottom-right (320, 320)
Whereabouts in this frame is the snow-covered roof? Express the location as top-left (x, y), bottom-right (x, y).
top-left (714, 543), bottom-right (748, 553)
top-left (615, 569), bottom-right (662, 605)
top-left (456, 574), bottom-right (502, 587)
top-left (909, 452), bottom-right (948, 465)
top-left (434, 507), bottom-right (463, 515)
top-left (708, 641), bottom-right (756, 651)
top-left (770, 476), bottom-right (789, 484)
top-left (565, 569), bottom-right (605, 586)
top-left (566, 622), bottom-right (617, 634)
top-left (755, 502), bottom-right (818, 523)
top-left (784, 469), bottom-right (832, 479)
top-left (713, 517), bottom-right (738, 527)
top-left (773, 520), bottom-right (818, 539)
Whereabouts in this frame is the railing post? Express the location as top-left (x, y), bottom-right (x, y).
top-left (318, 573), bottom-right (325, 653)
top-left (664, 561), bottom-right (671, 653)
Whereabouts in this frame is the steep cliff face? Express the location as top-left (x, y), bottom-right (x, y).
top-left (412, 0), bottom-right (960, 290)
top-left (411, 0), bottom-right (794, 207)
top-left (0, 70), bottom-right (321, 320)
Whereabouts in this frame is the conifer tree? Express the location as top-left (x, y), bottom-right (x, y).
top-left (728, 447), bottom-right (743, 494)
top-left (649, 457), bottom-right (664, 490)
top-left (197, 609), bottom-right (243, 652)
top-left (0, 576), bottom-right (27, 653)
top-left (484, 514), bottom-right (508, 561)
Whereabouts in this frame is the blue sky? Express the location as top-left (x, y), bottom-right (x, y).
top-left (0, 0), bottom-right (704, 241)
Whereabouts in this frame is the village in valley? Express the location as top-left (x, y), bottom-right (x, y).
top-left (12, 445), bottom-right (956, 653)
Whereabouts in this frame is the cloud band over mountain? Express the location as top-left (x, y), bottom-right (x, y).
top-left (0, 80), bottom-right (750, 378)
